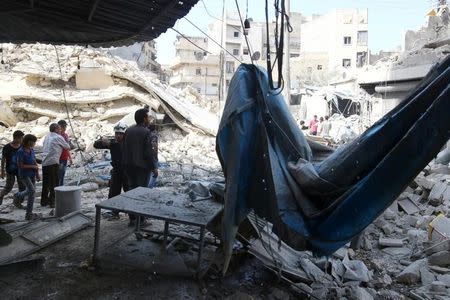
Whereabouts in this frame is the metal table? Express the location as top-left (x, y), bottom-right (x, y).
top-left (93, 186), bottom-right (223, 274)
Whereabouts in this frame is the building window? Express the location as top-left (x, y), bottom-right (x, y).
top-left (356, 52), bottom-right (367, 67)
top-left (243, 48), bottom-right (249, 55)
top-left (197, 88), bottom-right (201, 93)
top-left (344, 36), bottom-right (352, 45)
top-left (232, 49), bottom-right (239, 56)
top-left (196, 68), bottom-right (201, 75)
top-left (342, 59), bottom-right (351, 68)
top-left (343, 15), bottom-right (353, 24)
top-left (226, 61), bottom-right (235, 74)
top-left (317, 65), bottom-right (323, 70)
top-left (357, 31), bottom-right (368, 46)
top-left (212, 83), bottom-right (218, 87)
top-left (233, 31), bottom-right (239, 38)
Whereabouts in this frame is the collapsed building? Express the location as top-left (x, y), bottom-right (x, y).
top-left (0, 2), bottom-right (449, 300)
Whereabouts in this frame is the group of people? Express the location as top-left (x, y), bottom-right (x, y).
top-left (0, 120), bottom-right (71, 220)
top-left (94, 107), bottom-right (158, 225)
top-left (0, 107), bottom-right (159, 223)
top-left (299, 115), bottom-right (332, 137)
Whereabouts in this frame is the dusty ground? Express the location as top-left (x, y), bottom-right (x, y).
top-left (1, 199), bottom-right (291, 300)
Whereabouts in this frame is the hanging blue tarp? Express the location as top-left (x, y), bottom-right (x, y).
top-left (216, 57), bottom-right (450, 263)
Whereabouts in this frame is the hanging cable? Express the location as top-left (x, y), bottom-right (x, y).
top-left (234, 0), bottom-right (254, 64)
top-left (184, 17), bottom-right (243, 64)
top-left (170, 28), bottom-right (211, 54)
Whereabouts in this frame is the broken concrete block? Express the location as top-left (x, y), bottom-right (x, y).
top-left (429, 265), bottom-right (450, 274)
top-left (382, 247), bottom-right (410, 257)
top-left (428, 251), bottom-right (450, 267)
top-left (396, 259), bottom-right (426, 284)
top-left (428, 214), bottom-right (450, 241)
top-left (428, 182), bottom-right (449, 206)
top-left (342, 258), bottom-right (371, 282)
top-left (379, 238), bottom-right (404, 247)
top-left (437, 274), bottom-right (450, 287)
top-left (299, 258), bottom-right (330, 283)
top-left (420, 266), bottom-right (436, 285)
top-left (79, 182), bottom-right (99, 192)
top-left (398, 198), bottom-right (420, 215)
top-left (381, 224), bottom-right (394, 235)
top-left (350, 287), bottom-right (374, 300)
top-left (383, 208), bottom-right (397, 220)
top-left (430, 281), bottom-right (447, 293)
top-left (415, 177), bottom-right (435, 190)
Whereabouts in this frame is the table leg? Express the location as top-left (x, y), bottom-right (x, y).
top-left (197, 226), bottom-right (206, 275)
top-left (136, 215), bottom-right (141, 233)
top-left (163, 221), bottom-right (169, 250)
top-left (93, 206), bottom-right (101, 262)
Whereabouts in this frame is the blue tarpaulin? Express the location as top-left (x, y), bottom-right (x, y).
top-left (216, 57), bottom-right (450, 263)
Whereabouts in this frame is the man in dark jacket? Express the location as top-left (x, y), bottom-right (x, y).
top-left (94, 122), bottom-right (128, 199)
top-left (122, 108), bottom-right (155, 187)
top-left (122, 108), bottom-right (155, 225)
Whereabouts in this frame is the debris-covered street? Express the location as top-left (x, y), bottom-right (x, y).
top-left (1, 1), bottom-right (450, 300)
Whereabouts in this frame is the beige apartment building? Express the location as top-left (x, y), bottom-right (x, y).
top-left (292, 9), bottom-right (369, 85)
top-left (169, 35), bottom-right (220, 96)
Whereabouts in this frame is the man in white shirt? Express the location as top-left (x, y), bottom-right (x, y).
top-left (41, 123), bottom-right (70, 207)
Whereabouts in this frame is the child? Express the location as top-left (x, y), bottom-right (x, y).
top-left (0, 130), bottom-right (25, 205)
top-left (14, 134), bottom-right (40, 221)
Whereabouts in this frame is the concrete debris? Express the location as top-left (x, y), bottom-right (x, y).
top-left (420, 266), bottom-right (436, 285)
top-left (428, 251), bottom-right (450, 267)
top-left (379, 238), bottom-right (404, 248)
top-left (396, 259), bottom-right (426, 284)
top-left (0, 44), bottom-right (218, 136)
top-left (429, 214), bottom-right (450, 242)
top-left (342, 257), bottom-right (371, 282)
top-left (429, 280), bottom-right (447, 293)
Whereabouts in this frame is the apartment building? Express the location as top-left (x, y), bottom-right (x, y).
top-left (293, 9), bottom-right (369, 84)
top-left (169, 35), bottom-right (220, 96)
top-left (110, 41), bottom-right (160, 72)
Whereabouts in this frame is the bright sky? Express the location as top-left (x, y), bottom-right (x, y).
top-left (155, 0), bottom-right (432, 65)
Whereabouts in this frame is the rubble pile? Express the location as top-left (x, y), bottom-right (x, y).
top-left (0, 43), bottom-right (219, 136)
top-left (327, 114), bottom-right (363, 144)
top-left (253, 144), bottom-right (450, 299)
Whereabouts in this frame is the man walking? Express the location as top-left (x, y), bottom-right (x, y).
top-left (0, 130), bottom-right (25, 205)
top-left (57, 120), bottom-right (72, 186)
top-left (41, 123), bottom-right (70, 207)
top-left (122, 108), bottom-right (154, 225)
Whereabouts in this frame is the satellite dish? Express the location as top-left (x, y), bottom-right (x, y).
top-left (194, 51), bottom-right (205, 61)
top-left (251, 51), bottom-right (261, 61)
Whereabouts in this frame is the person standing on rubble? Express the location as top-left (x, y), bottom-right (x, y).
top-left (94, 122), bottom-right (128, 204)
top-left (41, 123), bottom-right (70, 208)
top-left (57, 120), bottom-right (73, 186)
top-left (309, 115), bottom-right (319, 135)
top-left (122, 108), bottom-right (154, 226)
top-left (147, 120), bottom-right (159, 189)
top-left (321, 115), bottom-right (332, 137)
top-left (13, 134), bottom-right (40, 220)
top-left (0, 130), bottom-right (25, 205)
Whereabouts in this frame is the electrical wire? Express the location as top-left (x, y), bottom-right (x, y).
top-left (234, 0), bottom-right (254, 65)
top-left (184, 17), bottom-right (243, 64)
top-left (170, 27), bottom-right (211, 54)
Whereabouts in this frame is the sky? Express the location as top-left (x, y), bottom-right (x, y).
top-left (155, 0), bottom-right (433, 65)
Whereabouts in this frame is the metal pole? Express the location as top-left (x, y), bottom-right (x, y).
top-left (283, 0), bottom-right (291, 105)
top-left (219, 0), bottom-right (226, 112)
